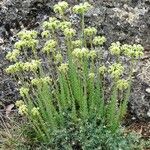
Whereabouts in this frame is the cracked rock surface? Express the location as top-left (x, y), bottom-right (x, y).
top-left (0, 0), bottom-right (150, 121)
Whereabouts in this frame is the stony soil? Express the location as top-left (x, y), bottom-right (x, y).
top-left (0, 0), bottom-right (150, 123)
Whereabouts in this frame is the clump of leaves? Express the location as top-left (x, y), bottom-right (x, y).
top-left (5, 0), bottom-right (144, 147)
top-left (23, 118), bottom-right (144, 150)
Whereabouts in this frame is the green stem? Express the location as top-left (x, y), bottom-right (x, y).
top-left (107, 79), bottom-right (119, 132)
top-left (66, 74), bottom-right (77, 121)
top-left (81, 58), bottom-right (88, 119)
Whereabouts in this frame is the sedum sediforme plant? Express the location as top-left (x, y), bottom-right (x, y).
top-left (5, 1), bottom-right (144, 145)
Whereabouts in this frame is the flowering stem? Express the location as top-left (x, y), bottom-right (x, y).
top-left (119, 59), bottom-right (135, 121)
top-left (81, 13), bottom-right (85, 47)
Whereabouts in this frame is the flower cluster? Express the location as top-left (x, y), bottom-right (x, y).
top-left (116, 79), bottom-right (129, 90)
top-left (42, 39), bottom-right (57, 54)
top-left (43, 17), bottom-right (60, 32)
top-left (31, 107), bottom-right (40, 117)
top-left (31, 77), bottom-right (52, 87)
top-left (16, 100), bottom-right (40, 117)
top-left (63, 28), bottom-right (76, 38)
top-left (88, 50), bottom-right (97, 60)
top-left (109, 42), bottom-right (144, 58)
top-left (58, 63), bottom-right (69, 74)
top-left (72, 40), bottom-right (82, 48)
top-left (41, 30), bottom-right (51, 38)
top-left (84, 27), bottom-right (97, 37)
top-left (15, 100), bottom-right (28, 116)
top-left (59, 21), bottom-right (72, 31)
top-left (6, 49), bottom-right (20, 62)
top-left (19, 87), bottom-right (29, 97)
top-left (72, 2), bottom-right (92, 14)
top-left (15, 30), bottom-right (38, 52)
top-left (18, 104), bottom-right (28, 115)
top-left (55, 53), bottom-right (63, 63)
top-left (108, 63), bottom-right (124, 79)
top-left (109, 42), bottom-right (121, 56)
top-left (53, 1), bottom-right (69, 15)
top-left (5, 62), bottom-right (24, 74)
top-left (15, 100), bottom-right (24, 107)
top-left (88, 73), bottom-right (95, 79)
top-left (99, 65), bottom-right (107, 75)
top-left (93, 36), bottom-right (106, 46)
top-left (122, 44), bottom-right (144, 58)
top-left (72, 48), bottom-right (89, 59)
top-left (23, 60), bottom-right (41, 72)
top-left (17, 30), bottom-right (38, 40)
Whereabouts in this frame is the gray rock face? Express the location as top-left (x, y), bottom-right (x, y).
top-left (0, 0), bottom-right (150, 121)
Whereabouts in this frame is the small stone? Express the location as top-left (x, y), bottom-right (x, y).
top-left (0, 38), bottom-right (4, 44)
top-left (145, 88), bottom-right (150, 93)
top-left (93, 13), bottom-right (98, 17)
top-left (147, 110), bottom-right (150, 117)
top-left (131, 116), bottom-right (136, 120)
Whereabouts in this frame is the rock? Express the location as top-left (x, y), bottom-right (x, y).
top-left (0, 0), bottom-right (150, 121)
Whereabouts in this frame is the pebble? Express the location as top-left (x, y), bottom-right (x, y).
top-left (147, 110), bottom-right (150, 117)
top-left (0, 38), bottom-right (4, 45)
top-left (145, 88), bottom-right (150, 93)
